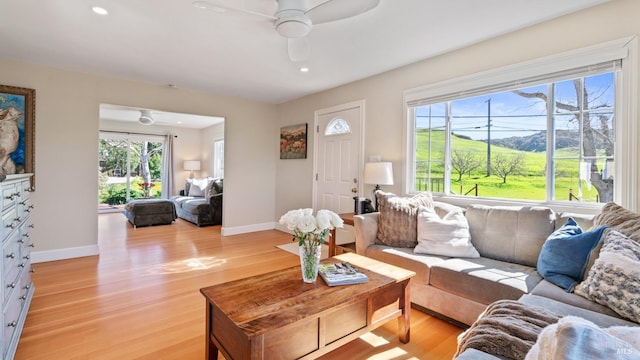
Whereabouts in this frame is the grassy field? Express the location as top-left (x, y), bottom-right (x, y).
top-left (415, 130), bottom-right (600, 202)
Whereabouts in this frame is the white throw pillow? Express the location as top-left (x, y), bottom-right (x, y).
top-left (187, 178), bottom-right (212, 197)
top-left (414, 206), bottom-right (479, 258)
top-left (525, 316), bottom-right (640, 360)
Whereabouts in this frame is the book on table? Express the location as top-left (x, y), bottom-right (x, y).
top-left (318, 262), bottom-right (369, 286)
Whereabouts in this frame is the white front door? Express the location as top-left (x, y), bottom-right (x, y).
top-left (314, 101), bottom-right (364, 244)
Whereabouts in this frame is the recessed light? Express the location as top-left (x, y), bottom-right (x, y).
top-left (299, 67), bottom-right (309, 73)
top-left (91, 6), bottom-right (109, 15)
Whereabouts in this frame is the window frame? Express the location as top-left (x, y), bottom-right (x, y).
top-left (403, 36), bottom-right (638, 212)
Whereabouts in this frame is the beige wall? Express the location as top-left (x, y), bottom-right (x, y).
top-left (275, 0), bottom-right (640, 217)
top-left (0, 59), bottom-right (277, 261)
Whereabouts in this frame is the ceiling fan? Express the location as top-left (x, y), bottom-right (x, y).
top-left (192, 0), bottom-right (381, 62)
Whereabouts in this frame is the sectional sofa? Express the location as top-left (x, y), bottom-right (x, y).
top-left (171, 177), bottom-right (223, 226)
top-left (354, 195), bottom-right (639, 359)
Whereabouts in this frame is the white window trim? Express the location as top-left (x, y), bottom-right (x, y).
top-left (402, 36), bottom-right (638, 212)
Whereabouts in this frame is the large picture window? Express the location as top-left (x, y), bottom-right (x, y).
top-left (404, 37), bottom-right (637, 208)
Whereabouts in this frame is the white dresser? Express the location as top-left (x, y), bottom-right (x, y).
top-left (1, 174), bottom-right (34, 359)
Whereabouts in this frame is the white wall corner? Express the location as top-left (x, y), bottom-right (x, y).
top-left (32, 245), bottom-right (100, 263)
top-left (220, 222), bottom-right (278, 236)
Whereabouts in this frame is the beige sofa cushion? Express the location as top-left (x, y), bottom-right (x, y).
top-left (429, 257), bottom-right (542, 304)
top-left (364, 245), bottom-right (446, 285)
top-left (465, 205), bottom-right (555, 267)
top-left (531, 280), bottom-right (621, 318)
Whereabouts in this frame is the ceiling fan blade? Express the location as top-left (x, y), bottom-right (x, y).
top-left (287, 37), bottom-right (310, 62)
top-left (306, 0), bottom-right (380, 24)
top-left (192, 1), bottom-right (275, 20)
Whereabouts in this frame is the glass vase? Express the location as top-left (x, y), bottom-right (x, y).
top-left (299, 243), bottom-right (322, 283)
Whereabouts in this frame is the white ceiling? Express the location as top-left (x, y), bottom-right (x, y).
top-left (0, 0), bottom-right (609, 107)
top-left (99, 104), bottom-right (225, 129)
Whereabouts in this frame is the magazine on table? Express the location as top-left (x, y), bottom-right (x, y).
top-left (318, 262), bottom-right (369, 286)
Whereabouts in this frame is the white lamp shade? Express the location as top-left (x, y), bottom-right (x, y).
top-left (364, 162), bottom-right (394, 185)
top-left (183, 160), bottom-right (201, 171)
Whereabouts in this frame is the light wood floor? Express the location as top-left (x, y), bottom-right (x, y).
top-left (15, 213), bottom-right (463, 360)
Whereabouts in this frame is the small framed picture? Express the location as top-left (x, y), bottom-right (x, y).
top-left (280, 123), bottom-right (307, 159)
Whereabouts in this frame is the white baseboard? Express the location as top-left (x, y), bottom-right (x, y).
top-left (31, 245), bottom-right (100, 263)
top-left (274, 223), bottom-right (292, 234)
top-left (221, 222), bottom-right (277, 236)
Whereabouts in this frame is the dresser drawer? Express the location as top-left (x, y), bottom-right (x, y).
top-left (18, 180), bottom-right (31, 199)
top-left (3, 234), bottom-right (21, 306)
top-left (3, 292), bottom-right (21, 356)
top-left (18, 219), bottom-right (33, 254)
top-left (1, 208), bottom-right (18, 236)
top-left (1, 184), bottom-right (18, 211)
top-left (19, 263), bottom-right (32, 307)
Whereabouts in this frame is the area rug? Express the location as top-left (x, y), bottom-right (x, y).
top-left (276, 242), bottom-right (330, 260)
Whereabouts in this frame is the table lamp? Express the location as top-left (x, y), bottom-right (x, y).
top-left (364, 162), bottom-right (394, 211)
top-left (184, 160), bottom-right (201, 179)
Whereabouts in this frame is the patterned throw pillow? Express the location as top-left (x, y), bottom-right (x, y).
top-left (574, 230), bottom-right (640, 323)
top-left (592, 202), bottom-right (640, 242)
top-left (583, 202), bottom-right (640, 280)
top-left (376, 191), bottom-right (433, 248)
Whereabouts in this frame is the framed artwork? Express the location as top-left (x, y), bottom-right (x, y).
top-left (0, 85), bottom-right (36, 190)
top-left (280, 123), bottom-right (307, 159)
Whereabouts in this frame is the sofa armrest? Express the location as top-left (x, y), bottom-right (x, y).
top-left (208, 193), bottom-right (222, 207)
top-left (354, 212), bottom-right (379, 255)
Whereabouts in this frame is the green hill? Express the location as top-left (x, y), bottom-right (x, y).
top-left (415, 130), bottom-right (598, 201)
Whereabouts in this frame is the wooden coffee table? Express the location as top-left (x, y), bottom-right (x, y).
top-left (200, 253), bottom-right (415, 360)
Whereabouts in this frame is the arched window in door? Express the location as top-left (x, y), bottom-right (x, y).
top-left (324, 118), bottom-right (351, 136)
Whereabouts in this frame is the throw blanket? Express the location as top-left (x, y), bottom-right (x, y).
top-left (456, 300), bottom-right (562, 360)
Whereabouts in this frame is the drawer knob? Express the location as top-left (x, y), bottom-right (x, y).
top-left (19, 295), bottom-right (27, 300)
top-left (7, 321), bottom-right (17, 328)
top-left (23, 255), bottom-right (30, 260)
top-left (29, 243), bottom-right (35, 248)
top-left (30, 268), bottom-right (36, 273)
top-left (18, 262), bottom-right (25, 268)
top-left (5, 195), bottom-right (15, 201)
top-left (23, 284), bottom-right (31, 290)
top-left (6, 223), bottom-right (15, 229)
top-left (7, 283), bottom-right (16, 289)
top-left (6, 252), bottom-right (15, 259)
top-left (17, 239), bottom-right (25, 244)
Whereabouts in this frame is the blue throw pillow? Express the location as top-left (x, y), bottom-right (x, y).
top-left (537, 218), bottom-right (607, 292)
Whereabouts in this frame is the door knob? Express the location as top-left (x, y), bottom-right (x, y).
top-left (353, 178), bottom-right (358, 183)
top-left (351, 187), bottom-right (358, 193)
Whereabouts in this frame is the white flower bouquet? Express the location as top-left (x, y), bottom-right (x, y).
top-left (279, 208), bottom-right (344, 283)
top-left (279, 208), bottom-right (344, 246)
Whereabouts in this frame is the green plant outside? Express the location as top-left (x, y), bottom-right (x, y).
top-left (98, 177), bottom-right (163, 205)
top-left (415, 130), bottom-right (602, 202)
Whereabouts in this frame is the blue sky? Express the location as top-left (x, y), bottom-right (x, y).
top-left (415, 72), bottom-right (614, 140)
